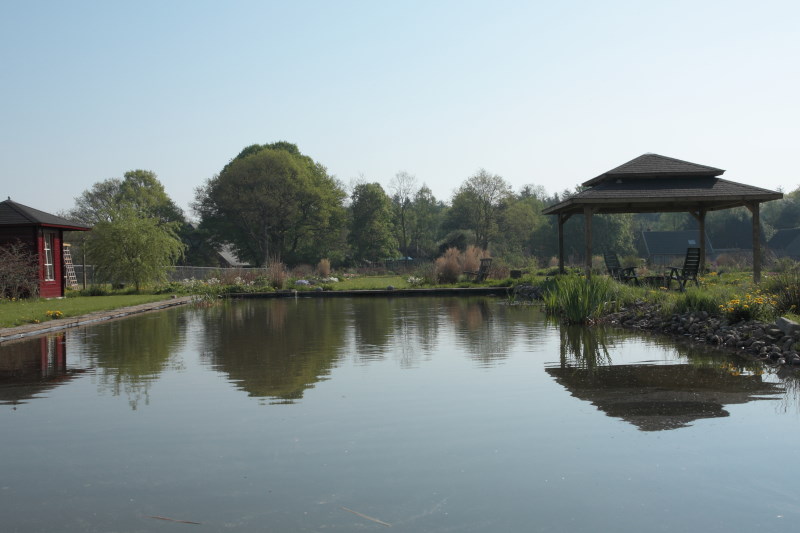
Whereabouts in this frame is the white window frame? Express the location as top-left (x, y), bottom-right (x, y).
top-left (43, 233), bottom-right (55, 281)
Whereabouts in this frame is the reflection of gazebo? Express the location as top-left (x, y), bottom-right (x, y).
top-left (546, 364), bottom-right (781, 431)
top-left (542, 154), bottom-right (783, 282)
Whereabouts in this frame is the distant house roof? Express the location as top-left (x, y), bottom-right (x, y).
top-left (768, 228), bottom-right (800, 250)
top-left (641, 230), bottom-right (713, 257)
top-left (0, 198), bottom-right (91, 231)
top-left (218, 244), bottom-right (249, 267)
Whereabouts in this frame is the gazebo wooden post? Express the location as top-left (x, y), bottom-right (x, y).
top-left (690, 209), bottom-right (708, 274)
top-left (747, 202), bottom-right (762, 283)
top-left (558, 214), bottom-right (569, 274)
top-left (584, 206), bottom-right (594, 278)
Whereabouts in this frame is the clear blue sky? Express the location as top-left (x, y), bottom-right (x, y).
top-left (2, 0), bottom-right (798, 218)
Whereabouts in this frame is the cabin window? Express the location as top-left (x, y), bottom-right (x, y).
top-left (43, 233), bottom-right (55, 281)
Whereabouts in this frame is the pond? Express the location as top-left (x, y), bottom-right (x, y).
top-left (1, 296), bottom-right (799, 532)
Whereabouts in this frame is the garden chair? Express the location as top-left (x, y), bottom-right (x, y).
top-left (603, 251), bottom-right (638, 284)
top-left (464, 258), bottom-right (492, 282)
top-left (666, 247), bottom-right (701, 291)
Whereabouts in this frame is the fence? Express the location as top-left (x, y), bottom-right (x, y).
top-left (69, 264), bottom-right (261, 287)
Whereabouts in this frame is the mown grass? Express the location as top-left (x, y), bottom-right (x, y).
top-left (324, 275), bottom-right (410, 290)
top-left (0, 294), bottom-right (177, 328)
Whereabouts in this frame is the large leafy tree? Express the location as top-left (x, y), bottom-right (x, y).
top-left (71, 170), bottom-right (183, 225)
top-left (407, 185), bottom-right (445, 259)
top-left (70, 170), bottom-right (187, 288)
top-left (446, 169), bottom-right (513, 250)
top-left (348, 182), bottom-right (398, 263)
top-left (194, 143), bottom-right (346, 266)
top-left (389, 171), bottom-right (417, 257)
top-left (89, 207), bottom-right (185, 291)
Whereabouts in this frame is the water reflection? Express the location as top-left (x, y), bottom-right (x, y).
top-left (196, 297), bottom-right (541, 403)
top-left (0, 334), bottom-right (81, 406)
top-left (74, 309), bottom-right (189, 409)
top-left (197, 299), bottom-right (348, 403)
top-left (547, 326), bottom-right (783, 431)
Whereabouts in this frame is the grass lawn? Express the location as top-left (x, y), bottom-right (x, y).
top-left (0, 294), bottom-right (179, 329)
top-left (328, 275), bottom-right (411, 290)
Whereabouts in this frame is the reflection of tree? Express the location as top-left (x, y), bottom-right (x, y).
top-left (445, 298), bottom-right (526, 366)
top-left (199, 299), bottom-right (347, 403)
top-left (76, 309), bottom-right (187, 409)
top-left (0, 334), bottom-right (77, 406)
top-left (386, 298), bottom-right (442, 368)
top-left (549, 325), bottom-right (783, 431)
top-left (351, 298), bottom-right (394, 361)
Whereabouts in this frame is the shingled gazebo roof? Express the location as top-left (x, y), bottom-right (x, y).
top-left (542, 154), bottom-right (782, 216)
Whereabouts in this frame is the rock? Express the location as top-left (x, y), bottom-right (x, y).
top-left (776, 317), bottom-right (800, 336)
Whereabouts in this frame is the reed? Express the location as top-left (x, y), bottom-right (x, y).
top-left (543, 274), bottom-right (618, 324)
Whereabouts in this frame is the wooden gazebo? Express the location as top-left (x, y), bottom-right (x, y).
top-left (542, 154), bottom-right (783, 282)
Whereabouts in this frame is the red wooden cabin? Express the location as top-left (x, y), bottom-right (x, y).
top-left (0, 198), bottom-right (91, 298)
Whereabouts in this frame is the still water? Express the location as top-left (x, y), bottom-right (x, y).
top-left (1, 297), bottom-right (798, 532)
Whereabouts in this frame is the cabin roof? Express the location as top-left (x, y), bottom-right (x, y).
top-left (0, 199), bottom-right (91, 231)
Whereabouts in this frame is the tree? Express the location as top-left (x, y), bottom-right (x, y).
top-left (763, 186), bottom-right (800, 233)
top-left (89, 207), bottom-right (185, 291)
top-left (389, 171), bottom-right (417, 257)
top-left (446, 169), bottom-right (512, 249)
top-left (70, 170), bottom-right (188, 289)
top-left (194, 142), bottom-right (346, 266)
top-left (348, 182), bottom-right (398, 263)
top-left (495, 193), bottom-right (548, 260)
top-left (407, 185), bottom-right (445, 259)
top-left (70, 170), bottom-right (183, 225)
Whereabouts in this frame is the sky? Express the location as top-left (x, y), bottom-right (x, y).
top-left (2, 0), bottom-right (799, 219)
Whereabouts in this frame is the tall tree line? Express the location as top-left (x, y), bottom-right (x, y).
top-left (68, 144), bottom-right (800, 274)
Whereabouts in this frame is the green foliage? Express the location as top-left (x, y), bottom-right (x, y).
top-left (195, 142), bottom-right (347, 266)
top-left (445, 169), bottom-right (512, 250)
top-left (672, 287), bottom-right (720, 315)
top-left (407, 185), bottom-right (445, 259)
top-left (89, 208), bottom-right (185, 291)
top-left (763, 270), bottom-right (800, 315)
top-left (718, 290), bottom-right (778, 323)
top-left (543, 274), bottom-right (619, 324)
top-left (348, 182), bottom-right (398, 262)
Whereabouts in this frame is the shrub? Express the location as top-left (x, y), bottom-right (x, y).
top-left (435, 247), bottom-right (462, 283)
top-left (714, 253), bottom-right (750, 271)
top-left (0, 240), bottom-right (39, 299)
top-left (462, 245), bottom-right (485, 274)
top-left (763, 270), bottom-right (800, 314)
top-left (317, 258), bottom-right (331, 278)
top-left (266, 261), bottom-right (288, 289)
top-left (413, 262), bottom-right (437, 285)
top-left (719, 290), bottom-right (778, 323)
top-left (771, 257), bottom-right (799, 273)
top-left (291, 264), bottom-right (314, 278)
